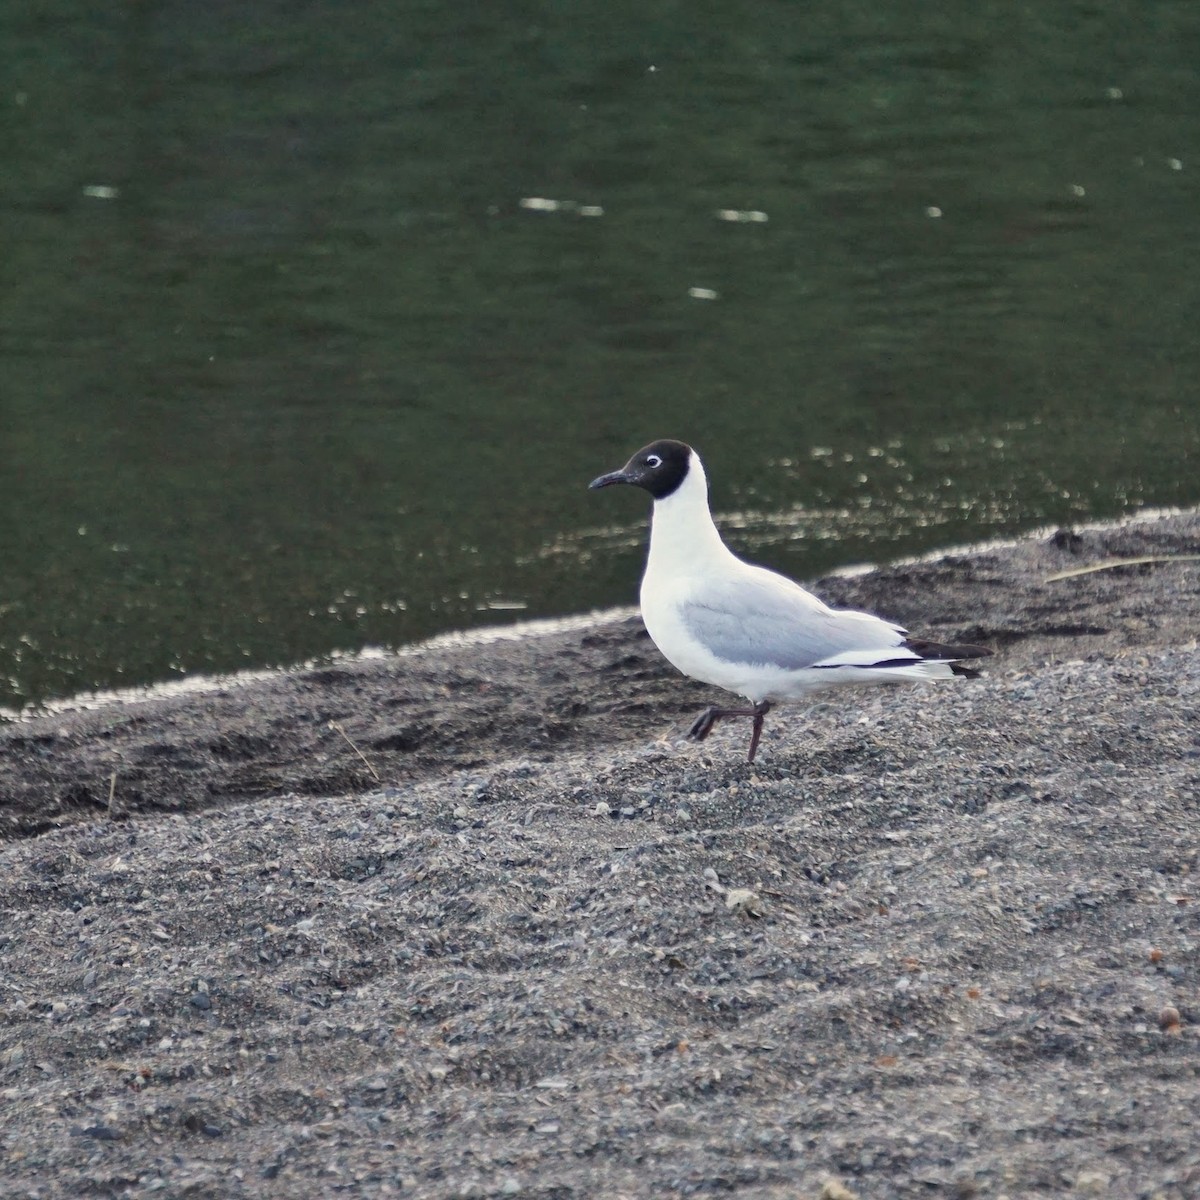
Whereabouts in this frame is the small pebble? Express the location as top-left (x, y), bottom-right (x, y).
top-left (820, 1179), bottom-right (860, 1200)
top-left (1075, 1169), bottom-right (1111, 1195)
top-left (724, 888), bottom-right (764, 917)
top-left (77, 1125), bottom-right (121, 1141)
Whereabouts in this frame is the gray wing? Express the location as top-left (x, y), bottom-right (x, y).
top-left (677, 566), bottom-right (906, 671)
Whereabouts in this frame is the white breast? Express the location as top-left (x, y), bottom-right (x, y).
top-left (638, 454), bottom-right (782, 698)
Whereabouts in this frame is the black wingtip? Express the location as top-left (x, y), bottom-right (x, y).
top-left (949, 661), bottom-right (984, 679)
top-left (902, 637), bottom-right (994, 663)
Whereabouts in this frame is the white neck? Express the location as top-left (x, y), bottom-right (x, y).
top-left (645, 452), bottom-right (731, 578)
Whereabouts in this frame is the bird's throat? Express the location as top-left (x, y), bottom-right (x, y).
top-left (645, 456), bottom-right (729, 579)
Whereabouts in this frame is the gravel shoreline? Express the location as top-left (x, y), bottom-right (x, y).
top-left (2, 512), bottom-right (1198, 1198)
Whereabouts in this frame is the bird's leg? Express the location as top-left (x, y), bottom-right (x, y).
top-left (685, 705), bottom-right (751, 742)
top-left (746, 701), bottom-right (771, 764)
top-left (685, 700), bottom-right (773, 763)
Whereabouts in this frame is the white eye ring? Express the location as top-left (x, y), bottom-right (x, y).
top-left (646, 454), bottom-right (662, 468)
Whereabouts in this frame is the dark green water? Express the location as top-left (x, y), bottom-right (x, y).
top-left (4, 1), bottom-right (1199, 712)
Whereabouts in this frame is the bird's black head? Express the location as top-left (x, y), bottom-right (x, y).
top-left (588, 439), bottom-right (693, 501)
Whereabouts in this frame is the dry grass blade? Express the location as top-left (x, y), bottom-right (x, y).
top-left (328, 720), bottom-right (381, 783)
top-left (1045, 554), bottom-right (1200, 583)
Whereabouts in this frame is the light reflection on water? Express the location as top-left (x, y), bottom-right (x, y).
top-left (532, 426), bottom-right (1123, 573)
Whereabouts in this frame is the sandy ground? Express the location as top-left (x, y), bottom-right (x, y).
top-left (1, 512), bottom-right (1198, 1199)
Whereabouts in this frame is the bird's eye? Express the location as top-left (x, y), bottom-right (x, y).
top-left (645, 454), bottom-right (662, 468)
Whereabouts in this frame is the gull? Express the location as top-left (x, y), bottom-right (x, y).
top-left (589, 439), bottom-right (992, 763)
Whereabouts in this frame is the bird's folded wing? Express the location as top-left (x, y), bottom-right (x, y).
top-left (677, 567), bottom-right (906, 671)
